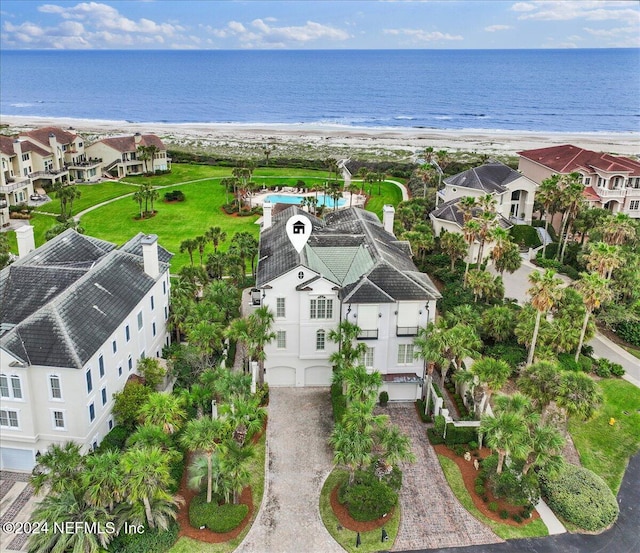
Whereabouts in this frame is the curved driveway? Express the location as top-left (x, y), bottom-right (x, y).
top-left (236, 388), bottom-right (343, 553)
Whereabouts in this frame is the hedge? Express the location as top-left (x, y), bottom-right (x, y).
top-left (427, 415), bottom-right (478, 445)
top-left (108, 521), bottom-right (178, 553)
top-left (510, 225), bottom-right (542, 248)
top-left (540, 464), bottom-right (619, 532)
top-left (341, 478), bottom-right (398, 522)
top-left (616, 320), bottom-right (640, 347)
top-left (94, 425), bottom-right (129, 453)
top-left (189, 494), bottom-right (249, 533)
top-left (331, 382), bottom-right (347, 423)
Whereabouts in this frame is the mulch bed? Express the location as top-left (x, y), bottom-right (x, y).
top-left (435, 444), bottom-right (540, 527)
top-left (133, 210), bottom-right (158, 221)
top-left (330, 484), bottom-right (394, 532)
top-left (176, 453), bottom-right (254, 543)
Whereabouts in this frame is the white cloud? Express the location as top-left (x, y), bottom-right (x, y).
top-left (513, 1), bottom-right (640, 23)
top-left (383, 28), bottom-right (463, 42)
top-left (484, 24), bottom-right (512, 32)
top-left (510, 2), bottom-right (536, 12)
top-left (583, 26), bottom-right (637, 37)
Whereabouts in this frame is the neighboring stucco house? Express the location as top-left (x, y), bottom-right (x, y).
top-left (0, 136), bottom-right (35, 226)
top-left (429, 162), bottom-right (534, 261)
top-left (0, 229), bottom-right (172, 471)
top-left (255, 204), bottom-right (440, 401)
top-left (518, 144), bottom-right (640, 218)
top-left (85, 133), bottom-right (170, 178)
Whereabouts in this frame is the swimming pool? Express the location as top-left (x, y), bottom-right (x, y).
top-left (265, 194), bottom-right (346, 208)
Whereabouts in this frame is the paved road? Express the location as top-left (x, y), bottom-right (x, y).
top-left (492, 260), bottom-right (639, 386)
top-left (387, 404), bottom-right (502, 551)
top-left (401, 452), bottom-right (640, 553)
top-left (235, 388), bottom-right (343, 553)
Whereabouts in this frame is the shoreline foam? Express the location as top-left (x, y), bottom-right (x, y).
top-left (2, 115), bottom-right (638, 157)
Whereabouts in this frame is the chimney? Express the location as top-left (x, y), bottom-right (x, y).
top-left (262, 201), bottom-right (273, 230)
top-left (16, 225), bottom-right (35, 258)
top-left (134, 132), bottom-right (142, 145)
top-left (48, 133), bottom-right (60, 171)
top-left (382, 204), bottom-right (395, 235)
top-left (141, 234), bottom-right (160, 278)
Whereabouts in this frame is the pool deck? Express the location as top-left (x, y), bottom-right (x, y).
top-left (250, 187), bottom-right (366, 209)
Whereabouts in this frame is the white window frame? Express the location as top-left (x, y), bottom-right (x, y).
top-left (316, 329), bottom-right (326, 350)
top-left (49, 374), bottom-right (63, 400)
top-left (86, 369), bottom-right (93, 393)
top-left (397, 344), bottom-right (415, 365)
top-left (137, 311), bottom-right (143, 331)
top-left (51, 409), bottom-right (66, 431)
top-left (0, 373), bottom-right (22, 400)
top-left (276, 330), bottom-right (287, 349)
top-left (276, 297), bottom-right (286, 318)
top-left (630, 200), bottom-right (640, 211)
top-left (88, 402), bottom-right (96, 423)
top-left (360, 347), bottom-right (375, 368)
top-left (0, 408), bottom-right (20, 429)
top-left (98, 355), bottom-right (105, 379)
top-left (101, 387), bottom-right (108, 406)
top-left (112, 340), bottom-right (117, 354)
top-left (310, 296), bottom-right (333, 320)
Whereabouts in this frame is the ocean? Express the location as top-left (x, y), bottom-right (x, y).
top-left (1, 49), bottom-right (638, 133)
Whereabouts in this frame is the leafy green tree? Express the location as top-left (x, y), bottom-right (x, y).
top-left (439, 231), bottom-right (467, 271)
top-left (83, 450), bottom-right (123, 511)
top-left (556, 372), bottom-right (602, 421)
top-left (31, 442), bottom-right (84, 495)
top-left (480, 411), bottom-right (529, 474)
top-left (219, 439), bottom-right (254, 504)
top-left (526, 269), bottom-right (563, 365)
top-left (517, 361), bottom-right (563, 421)
top-left (480, 305), bottom-right (516, 343)
top-left (138, 392), bottom-right (187, 434)
top-left (112, 381), bottom-right (152, 430)
top-left (137, 357), bottom-right (165, 390)
top-left (470, 357), bottom-right (511, 415)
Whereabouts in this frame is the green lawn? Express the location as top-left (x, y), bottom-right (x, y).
top-left (437, 455), bottom-right (549, 540)
top-left (319, 469), bottom-right (401, 553)
top-left (168, 432), bottom-right (266, 553)
top-left (35, 181), bottom-right (139, 216)
top-left (5, 212), bottom-right (58, 254)
top-left (123, 164), bottom-right (232, 186)
top-left (364, 181), bottom-right (404, 219)
top-left (568, 378), bottom-right (640, 493)
top-left (80, 179), bottom-right (259, 272)
top-left (623, 346), bottom-right (640, 360)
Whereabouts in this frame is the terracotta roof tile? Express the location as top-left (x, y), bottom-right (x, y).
top-left (97, 134), bottom-right (166, 153)
top-left (22, 126), bottom-right (78, 146)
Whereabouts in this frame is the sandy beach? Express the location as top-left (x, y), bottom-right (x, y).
top-left (2, 115), bottom-right (638, 160)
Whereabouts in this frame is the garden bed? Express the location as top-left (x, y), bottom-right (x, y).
top-left (434, 444), bottom-right (540, 527)
top-left (330, 484), bottom-right (394, 532)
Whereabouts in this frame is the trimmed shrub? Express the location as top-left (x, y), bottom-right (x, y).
top-left (558, 353), bottom-right (582, 372)
top-left (108, 520), bottom-right (178, 553)
top-left (468, 441), bottom-right (479, 451)
top-left (499, 509), bottom-right (509, 520)
top-left (610, 363), bottom-right (625, 377)
top-left (488, 501), bottom-right (498, 512)
top-left (484, 343), bottom-right (526, 370)
top-left (578, 355), bottom-right (593, 373)
top-left (475, 484), bottom-right (485, 495)
top-left (616, 320), bottom-right (640, 347)
top-left (342, 478), bottom-right (398, 522)
top-left (331, 382), bottom-right (346, 422)
top-left (427, 428), bottom-right (445, 445)
top-left (164, 190), bottom-right (185, 202)
top-left (415, 399), bottom-right (432, 423)
top-left (189, 494), bottom-right (248, 533)
top-left (168, 450), bottom-right (186, 494)
top-left (512, 513), bottom-right (523, 523)
top-left (510, 225), bottom-right (541, 248)
top-left (379, 391), bottom-right (389, 406)
top-left (594, 359), bottom-right (612, 378)
top-left (94, 425), bottom-right (129, 453)
top-left (540, 464), bottom-right (619, 532)
top-left (444, 424), bottom-right (478, 446)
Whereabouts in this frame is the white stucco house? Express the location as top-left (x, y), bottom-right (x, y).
top-left (255, 204), bottom-right (440, 401)
top-left (0, 229), bottom-right (172, 471)
top-left (0, 136), bottom-right (35, 226)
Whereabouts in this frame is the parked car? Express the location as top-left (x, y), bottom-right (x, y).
top-left (30, 193), bottom-right (45, 201)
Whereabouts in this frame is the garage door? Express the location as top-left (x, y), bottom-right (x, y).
top-left (305, 366), bottom-right (331, 386)
top-left (386, 383), bottom-right (417, 402)
top-left (0, 447), bottom-right (35, 471)
top-left (266, 366), bottom-right (296, 387)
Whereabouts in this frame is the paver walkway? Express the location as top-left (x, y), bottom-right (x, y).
top-left (0, 471), bottom-right (37, 552)
top-left (386, 404), bottom-right (502, 551)
top-left (236, 387), bottom-right (343, 553)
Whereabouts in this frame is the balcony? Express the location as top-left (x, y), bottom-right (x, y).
top-left (0, 179), bottom-right (30, 194)
top-left (396, 326), bottom-right (419, 337)
top-left (626, 187), bottom-right (640, 197)
top-left (596, 186), bottom-right (626, 199)
top-left (357, 329), bottom-right (379, 340)
top-left (30, 169), bottom-right (69, 181)
top-left (68, 158), bottom-right (102, 168)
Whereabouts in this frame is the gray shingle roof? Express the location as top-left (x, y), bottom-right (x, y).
top-left (430, 198), bottom-right (513, 229)
top-left (0, 230), bottom-right (171, 369)
top-left (256, 206), bottom-right (440, 303)
top-left (443, 162), bottom-right (522, 194)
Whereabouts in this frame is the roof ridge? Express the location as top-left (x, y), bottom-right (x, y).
top-left (50, 304), bottom-right (84, 369)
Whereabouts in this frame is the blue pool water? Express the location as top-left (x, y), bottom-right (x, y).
top-left (266, 194), bottom-right (346, 208)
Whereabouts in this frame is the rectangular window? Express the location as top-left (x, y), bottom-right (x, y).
top-left (310, 296), bottom-right (333, 319)
top-left (10, 375), bottom-right (22, 399)
top-left (151, 296), bottom-right (155, 310)
top-left (112, 340), bottom-right (117, 354)
top-left (125, 325), bottom-right (130, 342)
top-left (163, 281), bottom-right (167, 295)
top-left (360, 347), bottom-right (375, 368)
top-left (276, 330), bottom-right (287, 349)
top-left (0, 375), bottom-right (8, 397)
top-left (22, 153), bottom-right (29, 161)
top-left (0, 409), bottom-right (19, 428)
top-left (1, 375), bottom-right (23, 399)
top-left (583, 176), bottom-right (591, 185)
top-left (152, 322), bottom-right (157, 336)
top-left (49, 375), bottom-right (62, 399)
top-left (86, 369), bottom-right (93, 393)
top-left (137, 311), bottom-right (143, 331)
top-left (276, 298), bottom-right (286, 318)
top-left (101, 387), bottom-right (107, 406)
top-left (397, 344), bottom-right (415, 365)
top-left (164, 306), bottom-right (168, 320)
top-left (108, 419), bottom-right (113, 430)
top-left (53, 411), bottom-right (65, 429)
top-left (89, 403), bottom-right (95, 422)
top-left (316, 329), bottom-right (326, 350)
top-left (630, 200), bottom-right (640, 211)
top-left (118, 365), bottom-right (123, 377)
top-left (128, 357), bottom-right (133, 371)
top-left (98, 355), bottom-right (105, 378)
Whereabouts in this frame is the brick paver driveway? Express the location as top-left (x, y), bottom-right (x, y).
top-left (0, 471), bottom-right (38, 552)
top-left (236, 387), bottom-right (343, 553)
top-left (387, 404), bottom-right (502, 551)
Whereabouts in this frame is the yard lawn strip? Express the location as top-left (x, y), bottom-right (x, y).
top-left (5, 212), bottom-right (57, 255)
top-left (437, 455), bottom-right (548, 540)
top-left (364, 181), bottom-right (404, 219)
top-left (319, 468), bottom-right (400, 553)
top-left (168, 431), bottom-right (266, 553)
top-left (34, 181), bottom-right (139, 216)
top-left (623, 346), bottom-right (640, 360)
top-left (568, 378), bottom-right (640, 494)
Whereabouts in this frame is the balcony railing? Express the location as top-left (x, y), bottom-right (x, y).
top-left (596, 186), bottom-right (626, 198)
top-left (396, 326), bottom-right (419, 337)
top-left (69, 158), bottom-right (102, 168)
top-left (0, 179), bottom-right (30, 193)
top-left (357, 329), bottom-right (379, 340)
top-left (29, 169), bottom-right (69, 179)
top-left (626, 187), bottom-right (640, 197)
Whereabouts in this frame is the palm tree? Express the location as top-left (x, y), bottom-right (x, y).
top-left (416, 163), bottom-right (435, 198)
top-left (517, 360), bottom-right (563, 420)
top-left (466, 269), bottom-right (494, 303)
top-left (133, 188), bottom-right (145, 219)
top-left (120, 446), bottom-right (179, 529)
top-left (127, 422), bottom-right (175, 451)
top-left (375, 424), bottom-right (416, 471)
top-left (474, 210), bottom-right (498, 267)
top-left (480, 411), bottom-right (528, 474)
top-left (521, 423), bottom-right (565, 476)
top-left (556, 175), bottom-right (585, 263)
top-left (146, 144), bottom-right (159, 173)
top-left (138, 392), bottom-right (187, 434)
top-left (447, 323), bottom-right (482, 382)
top-left (526, 269), bottom-right (563, 365)
top-left (194, 235), bottom-right (208, 265)
top-left (480, 305), bottom-right (515, 343)
top-left (462, 219), bottom-right (481, 284)
top-left (82, 450), bottom-right (123, 511)
top-left (328, 320), bottom-right (367, 374)
top-left (470, 357), bottom-right (511, 415)
top-left (230, 231), bottom-right (258, 277)
top-left (249, 306), bottom-right (276, 385)
top-left (205, 226), bottom-right (227, 253)
top-left (493, 240), bottom-right (522, 275)
top-left (574, 272), bottom-right (613, 361)
top-left (329, 422), bottom-right (374, 485)
top-left (457, 196), bottom-right (478, 224)
top-left (556, 371), bottom-right (602, 422)
top-left (31, 442), bottom-right (84, 495)
top-left (137, 145), bottom-right (150, 173)
top-left (341, 364), bottom-right (383, 404)
top-left (536, 175), bottom-right (561, 257)
top-left (440, 231), bottom-right (467, 271)
top-left (179, 238), bottom-right (198, 266)
top-left (402, 229), bottom-right (434, 262)
top-left (221, 395), bottom-right (266, 445)
top-left (357, 167), bottom-right (370, 194)
top-left (586, 241), bottom-right (622, 279)
top-left (219, 439), bottom-right (254, 504)
top-left (28, 488), bottom-right (115, 553)
top-left (601, 212), bottom-right (636, 245)
top-left (181, 417), bottom-right (230, 503)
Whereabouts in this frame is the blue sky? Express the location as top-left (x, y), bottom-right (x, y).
top-left (1, 1), bottom-right (638, 50)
